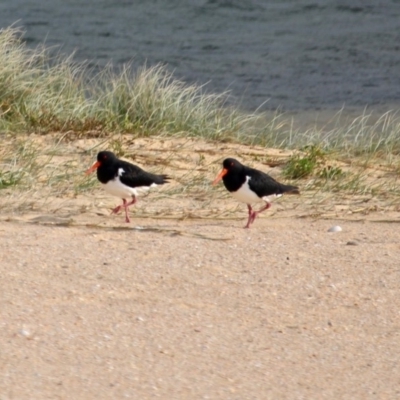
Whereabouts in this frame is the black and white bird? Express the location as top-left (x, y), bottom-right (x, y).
top-left (213, 158), bottom-right (300, 228)
top-left (86, 151), bottom-right (169, 223)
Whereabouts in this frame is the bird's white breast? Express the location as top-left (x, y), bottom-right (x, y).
top-left (102, 168), bottom-right (157, 199)
top-left (231, 176), bottom-right (282, 204)
top-left (103, 178), bottom-right (137, 198)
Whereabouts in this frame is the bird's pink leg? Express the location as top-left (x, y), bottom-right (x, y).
top-left (123, 202), bottom-right (130, 223)
top-left (251, 202), bottom-right (271, 225)
top-left (125, 196), bottom-right (137, 208)
top-left (244, 204), bottom-right (256, 229)
top-left (257, 202), bottom-right (272, 215)
top-left (111, 197), bottom-right (137, 223)
top-left (123, 197), bottom-right (137, 223)
top-left (111, 200), bottom-right (125, 215)
top-left (244, 202), bottom-right (271, 228)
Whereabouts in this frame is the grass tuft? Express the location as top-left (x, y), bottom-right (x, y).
top-left (283, 145), bottom-right (326, 179)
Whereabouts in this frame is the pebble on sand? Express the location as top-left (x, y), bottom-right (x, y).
top-left (328, 225), bottom-right (342, 233)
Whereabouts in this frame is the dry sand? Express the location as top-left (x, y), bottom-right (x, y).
top-left (1, 210), bottom-right (400, 399)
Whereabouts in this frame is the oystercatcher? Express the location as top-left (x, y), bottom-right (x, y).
top-left (86, 151), bottom-right (169, 223)
top-left (213, 158), bottom-right (300, 228)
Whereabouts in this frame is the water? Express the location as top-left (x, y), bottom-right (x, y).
top-left (0, 0), bottom-right (399, 116)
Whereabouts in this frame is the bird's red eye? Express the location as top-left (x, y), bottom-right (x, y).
top-left (230, 162), bottom-right (233, 166)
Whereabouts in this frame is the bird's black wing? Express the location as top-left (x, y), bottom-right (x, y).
top-left (118, 160), bottom-right (169, 188)
top-left (246, 167), bottom-right (298, 197)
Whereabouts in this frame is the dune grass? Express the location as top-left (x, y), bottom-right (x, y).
top-left (1, 26), bottom-right (399, 151)
top-left (0, 26), bottom-right (400, 217)
top-left (0, 26), bottom-right (281, 143)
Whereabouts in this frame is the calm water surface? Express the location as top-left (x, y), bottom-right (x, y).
top-left (0, 0), bottom-right (399, 114)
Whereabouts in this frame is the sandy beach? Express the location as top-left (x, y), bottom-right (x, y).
top-left (1, 204), bottom-right (400, 399)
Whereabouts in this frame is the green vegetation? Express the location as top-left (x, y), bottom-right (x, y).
top-left (0, 170), bottom-right (22, 189)
top-left (283, 145), bottom-right (326, 179)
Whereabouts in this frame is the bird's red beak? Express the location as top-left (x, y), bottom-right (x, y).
top-left (212, 168), bottom-right (228, 185)
top-left (85, 161), bottom-right (101, 175)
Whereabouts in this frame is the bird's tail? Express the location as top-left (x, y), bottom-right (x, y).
top-left (281, 184), bottom-right (300, 195)
top-left (158, 174), bottom-right (170, 184)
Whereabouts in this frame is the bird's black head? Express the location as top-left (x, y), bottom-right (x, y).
top-left (96, 151), bottom-right (118, 163)
top-left (212, 158), bottom-right (244, 185)
top-left (85, 151), bottom-right (118, 175)
top-left (222, 158), bottom-right (243, 172)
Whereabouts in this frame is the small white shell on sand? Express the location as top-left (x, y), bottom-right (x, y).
top-left (328, 225), bottom-right (342, 233)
